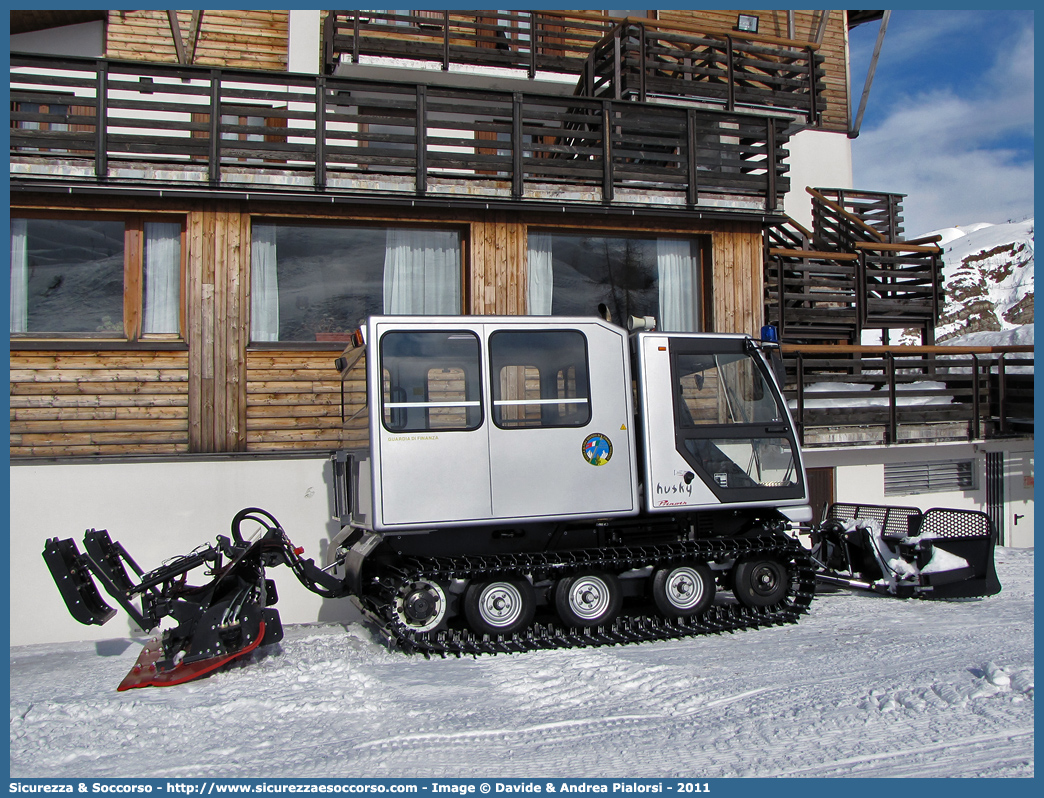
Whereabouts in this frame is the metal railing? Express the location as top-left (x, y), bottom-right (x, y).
top-left (10, 53), bottom-right (790, 209)
top-left (781, 345), bottom-right (1034, 445)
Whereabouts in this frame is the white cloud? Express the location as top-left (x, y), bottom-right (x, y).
top-left (852, 22), bottom-right (1034, 236)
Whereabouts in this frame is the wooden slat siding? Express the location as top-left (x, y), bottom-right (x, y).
top-left (657, 9), bottom-right (849, 132)
top-left (229, 212), bottom-right (249, 452)
top-left (186, 201), bottom-right (248, 453)
top-left (105, 10), bottom-right (289, 71)
top-left (187, 208), bottom-right (204, 451)
top-left (246, 351), bottom-right (363, 451)
top-left (10, 351), bottom-right (190, 457)
top-left (710, 223), bottom-right (763, 335)
top-left (470, 216), bottom-right (526, 315)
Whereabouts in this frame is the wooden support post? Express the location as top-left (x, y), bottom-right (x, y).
top-left (512, 92), bottom-right (523, 200)
top-left (602, 101), bottom-right (613, 204)
top-left (971, 354), bottom-right (981, 440)
top-left (613, 29), bottom-right (623, 100)
top-left (998, 355), bottom-right (1008, 434)
top-left (415, 84), bottom-right (427, 197)
top-left (315, 76), bottom-right (326, 191)
top-left (352, 13), bottom-right (360, 64)
top-left (528, 12), bottom-right (537, 79)
top-left (806, 46), bottom-right (818, 124)
top-left (322, 11), bottom-right (335, 73)
top-left (208, 70), bottom-right (221, 187)
top-left (765, 118), bottom-right (777, 211)
top-left (796, 354), bottom-right (805, 446)
top-left (638, 23), bottom-right (647, 102)
top-left (442, 11), bottom-right (450, 71)
top-left (886, 352), bottom-right (897, 444)
top-left (95, 59), bottom-right (108, 180)
top-left (725, 36), bottom-right (735, 113)
top-left (685, 108), bottom-right (698, 206)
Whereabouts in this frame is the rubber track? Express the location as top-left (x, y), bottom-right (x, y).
top-left (361, 534), bottom-right (817, 657)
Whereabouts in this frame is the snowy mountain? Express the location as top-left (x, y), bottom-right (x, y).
top-left (927, 219), bottom-right (1034, 343)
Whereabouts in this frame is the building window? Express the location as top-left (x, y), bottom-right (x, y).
top-left (250, 223), bottom-right (462, 343)
top-left (884, 460), bottom-right (976, 496)
top-left (379, 330), bottom-right (482, 433)
top-left (527, 232), bottom-right (704, 331)
top-left (489, 330), bottom-right (591, 429)
top-left (9, 216), bottom-right (182, 338)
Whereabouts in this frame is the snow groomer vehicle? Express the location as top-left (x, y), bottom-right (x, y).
top-left (43, 315), bottom-right (1001, 689)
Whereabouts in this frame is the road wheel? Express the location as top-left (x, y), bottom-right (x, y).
top-left (554, 572), bottom-right (622, 627)
top-left (393, 580), bottom-right (448, 632)
top-left (464, 579), bottom-right (535, 636)
top-left (731, 557), bottom-right (789, 607)
top-left (651, 563), bottom-right (715, 618)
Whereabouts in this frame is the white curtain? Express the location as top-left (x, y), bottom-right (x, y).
top-left (382, 229), bottom-right (460, 314)
top-left (142, 222), bottom-right (181, 334)
top-left (251, 224), bottom-right (280, 341)
top-left (10, 219), bottom-right (28, 333)
top-left (657, 238), bottom-right (698, 332)
top-left (526, 232), bottom-right (554, 315)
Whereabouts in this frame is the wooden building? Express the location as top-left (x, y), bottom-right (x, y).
top-left (9, 10), bottom-right (1032, 646)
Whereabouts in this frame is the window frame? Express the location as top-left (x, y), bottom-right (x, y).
top-left (9, 210), bottom-right (187, 344)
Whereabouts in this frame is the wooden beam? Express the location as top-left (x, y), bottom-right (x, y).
top-left (853, 241), bottom-right (941, 254)
top-left (167, 11), bottom-right (188, 65)
top-left (806, 187), bottom-right (886, 242)
top-left (768, 248), bottom-right (859, 261)
top-left (781, 344), bottom-right (1034, 355)
top-left (850, 10), bottom-right (890, 137)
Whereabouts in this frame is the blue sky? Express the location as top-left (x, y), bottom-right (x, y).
top-left (847, 9), bottom-right (1034, 236)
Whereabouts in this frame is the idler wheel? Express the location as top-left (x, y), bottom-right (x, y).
top-left (651, 563), bottom-right (715, 618)
top-left (463, 578), bottom-right (535, 636)
top-left (554, 572), bottom-right (622, 627)
top-left (731, 557), bottom-right (789, 607)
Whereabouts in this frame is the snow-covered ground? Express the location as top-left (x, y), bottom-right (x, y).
top-left (10, 548), bottom-right (1034, 779)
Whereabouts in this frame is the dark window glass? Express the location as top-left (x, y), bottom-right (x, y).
top-left (250, 224), bottom-right (461, 342)
top-left (380, 331), bottom-right (482, 432)
top-left (489, 330), bottom-right (591, 428)
top-left (548, 234), bottom-right (658, 322)
top-left (18, 219), bottom-right (125, 334)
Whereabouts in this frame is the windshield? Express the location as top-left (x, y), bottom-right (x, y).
top-left (674, 352), bottom-right (785, 427)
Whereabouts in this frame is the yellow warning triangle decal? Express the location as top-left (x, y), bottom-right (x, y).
top-left (620, 424), bottom-right (627, 430)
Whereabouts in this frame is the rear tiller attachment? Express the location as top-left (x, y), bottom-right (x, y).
top-left (42, 508), bottom-right (346, 690)
top-left (810, 503), bottom-right (1001, 599)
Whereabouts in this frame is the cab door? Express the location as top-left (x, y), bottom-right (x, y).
top-left (374, 324), bottom-right (493, 528)
top-left (484, 321), bottom-right (638, 521)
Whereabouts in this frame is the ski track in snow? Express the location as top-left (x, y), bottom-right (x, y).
top-left (10, 549), bottom-right (1033, 779)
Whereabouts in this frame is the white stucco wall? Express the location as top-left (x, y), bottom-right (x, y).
top-left (782, 128), bottom-right (854, 229)
top-left (11, 456), bottom-right (360, 647)
top-left (288, 10), bottom-right (322, 74)
top-left (11, 21), bottom-right (105, 58)
top-left (803, 439), bottom-right (1034, 548)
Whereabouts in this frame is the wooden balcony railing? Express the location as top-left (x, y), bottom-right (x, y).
top-left (579, 21), bottom-right (824, 124)
top-left (781, 345), bottom-right (1034, 445)
top-left (324, 10), bottom-right (610, 78)
top-left (10, 53), bottom-right (791, 210)
top-left (323, 11), bottom-right (826, 125)
top-left (765, 189), bottom-right (945, 343)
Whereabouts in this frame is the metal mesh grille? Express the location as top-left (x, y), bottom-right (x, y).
top-left (826, 502), bottom-right (922, 537)
top-left (919, 508), bottom-right (994, 540)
